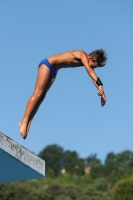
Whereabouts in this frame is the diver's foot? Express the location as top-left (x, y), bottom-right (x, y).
top-left (27, 120), bottom-right (32, 136)
top-left (19, 121), bottom-right (28, 139)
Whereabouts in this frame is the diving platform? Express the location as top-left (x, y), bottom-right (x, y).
top-left (0, 132), bottom-right (45, 183)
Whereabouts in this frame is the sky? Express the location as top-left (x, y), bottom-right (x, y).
top-left (0, 1), bottom-right (133, 163)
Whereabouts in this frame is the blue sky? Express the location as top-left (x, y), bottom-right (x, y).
top-left (0, 1), bottom-right (133, 162)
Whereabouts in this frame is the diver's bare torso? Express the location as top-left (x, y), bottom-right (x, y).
top-left (48, 50), bottom-right (84, 70)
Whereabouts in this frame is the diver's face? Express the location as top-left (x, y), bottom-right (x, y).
top-left (89, 58), bottom-right (98, 68)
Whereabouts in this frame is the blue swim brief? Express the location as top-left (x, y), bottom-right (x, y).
top-left (38, 58), bottom-right (57, 77)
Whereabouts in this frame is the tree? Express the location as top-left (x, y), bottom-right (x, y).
top-left (104, 151), bottom-right (133, 179)
top-left (38, 144), bottom-right (64, 176)
top-left (116, 150), bottom-right (133, 175)
top-left (112, 176), bottom-right (133, 200)
top-left (62, 150), bottom-right (84, 175)
top-left (85, 154), bottom-right (103, 179)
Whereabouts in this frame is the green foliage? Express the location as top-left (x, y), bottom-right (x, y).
top-left (76, 195), bottom-right (102, 200)
top-left (47, 169), bottom-right (56, 178)
top-left (38, 144), bottom-right (64, 176)
top-left (85, 154), bottom-right (104, 179)
top-left (0, 180), bottom-right (50, 200)
top-left (46, 181), bottom-right (65, 196)
top-left (0, 178), bottom-right (104, 200)
top-left (65, 185), bottom-right (82, 199)
top-left (111, 176), bottom-right (133, 200)
top-left (59, 173), bottom-right (73, 184)
top-left (89, 178), bottom-right (108, 191)
top-left (105, 151), bottom-right (133, 179)
top-left (83, 187), bottom-right (103, 200)
top-left (59, 173), bottom-right (93, 188)
top-left (63, 151), bottom-right (84, 175)
top-left (85, 154), bottom-right (102, 167)
top-left (2, 145), bottom-right (133, 200)
top-left (76, 196), bottom-right (92, 200)
top-left (55, 195), bottom-right (72, 200)
top-left (38, 145), bottom-right (85, 176)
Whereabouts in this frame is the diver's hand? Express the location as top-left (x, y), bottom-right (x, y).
top-left (101, 92), bottom-right (106, 107)
top-left (98, 85), bottom-right (104, 96)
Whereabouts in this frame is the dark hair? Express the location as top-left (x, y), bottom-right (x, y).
top-left (89, 49), bottom-right (108, 67)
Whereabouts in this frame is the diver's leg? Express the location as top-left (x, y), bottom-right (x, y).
top-left (19, 64), bottom-right (50, 139)
top-left (26, 76), bottom-right (56, 135)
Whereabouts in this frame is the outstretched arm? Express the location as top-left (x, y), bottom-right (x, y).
top-left (80, 50), bottom-right (107, 107)
top-left (79, 51), bottom-right (105, 96)
top-left (92, 79), bottom-right (99, 90)
top-left (79, 51), bottom-right (98, 81)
